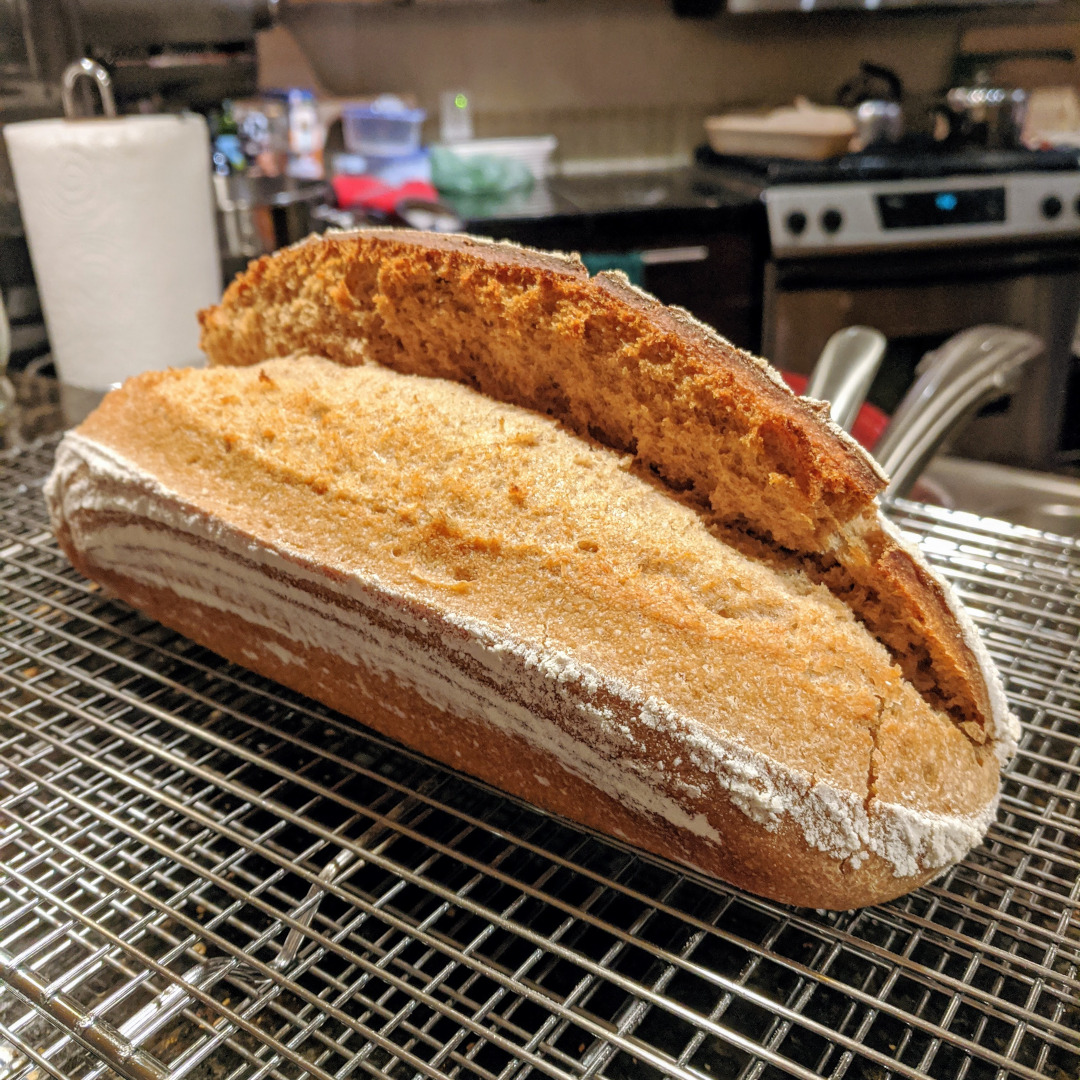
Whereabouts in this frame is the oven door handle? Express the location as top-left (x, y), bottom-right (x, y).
top-left (639, 245), bottom-right (709, 265)
top-left (876, 325), bottom-right (1043, 501)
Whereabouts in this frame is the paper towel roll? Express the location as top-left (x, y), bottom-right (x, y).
top-left (4, 114), bottom-right (221, 390)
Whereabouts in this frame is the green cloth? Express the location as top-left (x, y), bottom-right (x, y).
top-left (581, 251), bottom-right (645, 288)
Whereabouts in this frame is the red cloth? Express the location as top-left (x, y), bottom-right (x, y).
top-left (781, 370), bottom-right (889, 450)
top-left (332, 175), bottom-right (439, 214)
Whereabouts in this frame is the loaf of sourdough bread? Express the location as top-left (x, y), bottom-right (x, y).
top-left (48, 351), bottom-right (1011, 909)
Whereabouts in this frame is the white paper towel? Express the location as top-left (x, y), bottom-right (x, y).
top-left (4, 114), bottom-right (221, 390)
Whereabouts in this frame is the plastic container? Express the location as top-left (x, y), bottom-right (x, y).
top-left (343, 96), bottom-right (426, 157)
top-left (434, 136), bottom-right (557, 180)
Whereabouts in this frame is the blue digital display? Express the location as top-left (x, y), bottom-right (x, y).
top-left (877, 187), bottom-right (1005, 229)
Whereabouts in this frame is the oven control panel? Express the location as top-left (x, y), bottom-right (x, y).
top-left (765, 172), bottom-right (1080, 257)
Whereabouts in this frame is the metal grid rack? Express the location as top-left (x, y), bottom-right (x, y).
top-left (0, 435), bottom-right (1076, 1080)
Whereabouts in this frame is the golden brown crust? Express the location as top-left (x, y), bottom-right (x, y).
top-left (47, 358), bottom-right (1001, 909)
top-left (198, 228), bottom-right (997, 747)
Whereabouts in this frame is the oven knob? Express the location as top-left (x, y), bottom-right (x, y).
top-left (1041, 195), bottom-right (1063, 220)
top-left (785, 210), bottom-right (808, 236)
top-left (821, 208), bottom-right (844, 234)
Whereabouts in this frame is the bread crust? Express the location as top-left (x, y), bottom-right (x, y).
top-left (197, 228), bottom-right (1014, 758)
top-left (46, 359), bottom-right (1002, 910)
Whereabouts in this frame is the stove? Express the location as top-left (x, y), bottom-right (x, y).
top-left (695, 141), bottom-right (1080, 472)
top-left (697, 142), bottom-right (1080, 258)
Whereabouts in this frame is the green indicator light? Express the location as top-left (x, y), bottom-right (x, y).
top-left (454, 93), bottom-right (468, 110)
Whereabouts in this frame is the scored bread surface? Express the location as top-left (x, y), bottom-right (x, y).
top-left (198, 228), bottom-right (1015, 762)
top-left (47, 357), bottom-right (1001, 909)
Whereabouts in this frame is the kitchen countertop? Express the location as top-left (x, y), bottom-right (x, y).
top-left (442, 165), bottom-right (764, 244)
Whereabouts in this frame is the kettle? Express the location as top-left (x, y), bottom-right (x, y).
top-left (836, 62), bottom-right (904, 149)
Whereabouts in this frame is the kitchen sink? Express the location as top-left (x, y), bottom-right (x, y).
top-left (919, 456), bottom-right (1080, 539)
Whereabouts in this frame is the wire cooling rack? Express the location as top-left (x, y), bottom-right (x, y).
top-left (0, 435), bottom-right (1076, 1080)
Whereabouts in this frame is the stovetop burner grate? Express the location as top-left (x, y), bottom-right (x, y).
top-left (0, 436), bottom-right (1077, 1080)
top-left (695, 142), bottom-right (1080, 185)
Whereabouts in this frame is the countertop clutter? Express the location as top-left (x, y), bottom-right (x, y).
top-left (2, 3), bottom-right (1080, 1080)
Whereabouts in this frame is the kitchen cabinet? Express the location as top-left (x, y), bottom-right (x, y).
top-left (642, 231), bottom-right (759, 349)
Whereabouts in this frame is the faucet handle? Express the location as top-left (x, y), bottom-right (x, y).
top-left (804, 326), bottom-right (887, 434)
top-left (874, 325), bottom-right (1043, 502)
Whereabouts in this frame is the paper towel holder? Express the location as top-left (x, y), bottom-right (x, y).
top-left (61, 58), bottom-right (117, 120)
